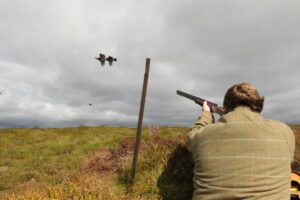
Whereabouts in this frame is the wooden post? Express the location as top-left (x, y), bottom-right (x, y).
top-left (130, 58), bottom-right (151, 184)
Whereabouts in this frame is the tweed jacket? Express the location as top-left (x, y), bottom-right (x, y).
top-left (187, 106), bottom-right (295, 200)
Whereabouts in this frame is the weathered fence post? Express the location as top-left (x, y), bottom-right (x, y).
top-left (130, 58), bottom-right (151, 184)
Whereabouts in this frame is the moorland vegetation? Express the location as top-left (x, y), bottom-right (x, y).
top-left (0, 125), bottom-right (299, 199)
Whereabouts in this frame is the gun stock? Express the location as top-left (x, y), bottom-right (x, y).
top-left (176, 90), bottom-right (224, 115)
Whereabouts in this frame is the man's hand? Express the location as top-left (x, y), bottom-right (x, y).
top-left (203, 101), bottom-right (215, 122)
top-left (203, 101), bottom-right (211, 112)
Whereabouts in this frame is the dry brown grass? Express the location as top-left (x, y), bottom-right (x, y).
top-left (291, 125), bottom-right (300, 162)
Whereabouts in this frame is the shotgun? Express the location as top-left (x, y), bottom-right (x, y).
top-left (176, 90), bottom-right (225, 115)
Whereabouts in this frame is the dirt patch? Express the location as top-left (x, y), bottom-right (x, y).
top-left (83, 150), bottom-right (115, 175)
top-left (83, 138), bottom-right (136, 177)
top-left (83, 134), bottom-right (187, 178)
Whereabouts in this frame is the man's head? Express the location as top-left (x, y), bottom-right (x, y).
top-left (223, 83), bottom-right (264, 113)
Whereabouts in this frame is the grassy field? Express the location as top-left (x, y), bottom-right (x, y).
top-left (0, 125), bottom-right (299, 200)
top-left (0, 126), bottom-right (190, 199)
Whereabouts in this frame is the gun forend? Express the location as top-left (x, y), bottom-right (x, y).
top-left (176, 90), bottom-right (225, 115)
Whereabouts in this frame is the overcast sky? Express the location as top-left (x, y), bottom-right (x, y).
top-left (0, 0), bottom-right (299, 128)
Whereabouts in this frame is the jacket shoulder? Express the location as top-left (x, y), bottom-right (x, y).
top-left (264, 119), bottom-right (293, 131)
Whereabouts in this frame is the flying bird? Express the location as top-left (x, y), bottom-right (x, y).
top-left (95, 53), bottom-right (117, 66)
top-left (106, 56), bottom-right (117, 66)
top-left (95, 53), bottom-right (106, 66)
top-left (89, 103), bottom-right (92, 106)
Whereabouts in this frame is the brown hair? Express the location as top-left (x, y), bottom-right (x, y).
top-left (223, 83), bottom-right (264, 113)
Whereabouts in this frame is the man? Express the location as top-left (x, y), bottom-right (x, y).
top-left (187, 83), bottom-right (295, 200)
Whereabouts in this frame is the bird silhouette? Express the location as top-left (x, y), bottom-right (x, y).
top-left (95, 53), bottom-right (106, 66)
top-left (95, 53), bottom-right (117, 66)
top-left (107, 56), bottom-right (117, 66)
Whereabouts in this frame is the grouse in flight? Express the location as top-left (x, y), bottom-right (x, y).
top-left (95, 53), bottom-right (117, 66)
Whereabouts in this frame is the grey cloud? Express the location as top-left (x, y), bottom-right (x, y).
top-left (0, 0), bottom-right (299, 128)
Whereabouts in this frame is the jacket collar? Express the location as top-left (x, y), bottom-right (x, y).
top-left (220, 106), bottom-right (263, 123)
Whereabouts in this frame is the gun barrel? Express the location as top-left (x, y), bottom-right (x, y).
top-left (176, 90), bottom-right (216, 106)
top-left (176, 90), bottom-right (224, 115)
top-left (176, 90), bottom-right (200, 102)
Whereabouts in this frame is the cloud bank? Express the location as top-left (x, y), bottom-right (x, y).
top-left (0, 0), bottom-right (299, 128)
